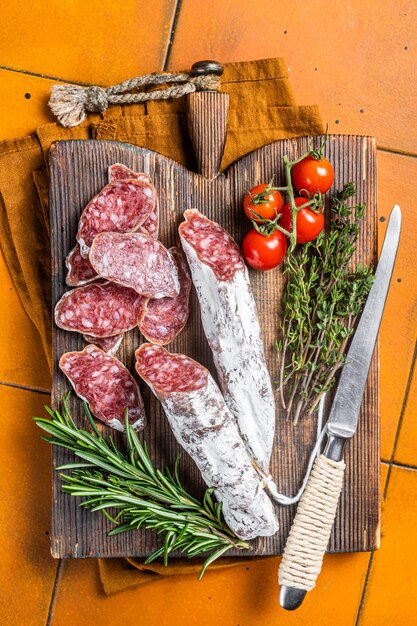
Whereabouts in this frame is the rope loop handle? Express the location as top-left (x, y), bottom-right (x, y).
top-left (49, 65), bottom-right (222, 128)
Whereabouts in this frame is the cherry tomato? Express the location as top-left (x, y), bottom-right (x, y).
top-left (242, 229), bottom-right (287, 271)
top-left (243, 184), bottom-right (284, 223)
top-left (280, 197), bottom-right (325, 244)
top-left (291, 156), bottom-right (334, 196)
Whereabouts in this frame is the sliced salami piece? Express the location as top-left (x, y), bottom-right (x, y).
top-left (108, 164), bottom-right (159, 239)
top-left (179, 209), bottom-right (245, 281)
top-left (83, 333), bottom-right (124, 356)
top-left (108, 163), bottom-right (151, 184)
top-left (138, 247), bottom-right (191, 345)
top-left (89, 232), bottom-right (179, 299)
top-left (65, 243), bottom-right (99, 286)
top-left (179, 209), bottom-right (276, 472)
top-left (60, 345), bottom-right (146, 432)
top-left (55, 281), bottom-right (147, 337)
top-left (138, 200), bottom-right (159, 239)
top-left (76, 179), bottom-right (156, 257)
top-left (135, 344), bottom-right (278, 540)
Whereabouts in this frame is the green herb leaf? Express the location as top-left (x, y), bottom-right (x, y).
top-left (33, 401), bottom-right (251, 575)
top-left (277, 183), bottom-right (375, 421)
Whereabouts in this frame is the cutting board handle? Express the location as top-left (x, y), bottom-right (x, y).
top-left (187, 61), bottom-right (229, 179)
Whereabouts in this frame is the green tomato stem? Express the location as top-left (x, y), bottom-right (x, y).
top-left (283, 154), bottom-right (299, 250)
top-left (287, 151), bottom-right (310, 167)
top-left (249, 146), bottom-right (321, 242)
top-left (273, 224), bottom-right (292, 237)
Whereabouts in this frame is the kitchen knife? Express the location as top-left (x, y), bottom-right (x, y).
top-left (279, 204), bottom-right (402, 611)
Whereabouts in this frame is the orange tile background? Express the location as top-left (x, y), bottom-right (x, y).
top-left (0, 1), bottom-right (416, 624)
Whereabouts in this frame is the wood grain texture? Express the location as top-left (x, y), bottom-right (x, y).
top-left (49, 134), bottom-right (378, 558)
top-left (187, 91), bottom-right (230, 178)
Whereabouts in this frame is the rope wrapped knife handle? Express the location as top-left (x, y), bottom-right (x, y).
top-left (49, 60), bottom-right (223, 127)
top-left (278, 454), bottom-right (345, 592)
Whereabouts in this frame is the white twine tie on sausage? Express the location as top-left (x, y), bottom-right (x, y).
top-left (49, 71), bottom-right (221, 128)
top-left (254, 395), bottom-right (328, 506)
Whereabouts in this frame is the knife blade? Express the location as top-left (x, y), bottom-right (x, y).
top-left (279, 205), bottom-right (401, 611)
top-left (326, 203), bottom-right (402, 440)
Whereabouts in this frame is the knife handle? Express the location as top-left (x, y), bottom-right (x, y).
top-left (278, 454), bottom-right (345, 609)
top-left (187, 60), bottom-right (229, 180)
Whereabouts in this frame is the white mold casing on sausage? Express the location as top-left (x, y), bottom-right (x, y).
top-left (179, 210), bottom-right (276, 473)
top-left (135, 344), bottom-right (278, 541)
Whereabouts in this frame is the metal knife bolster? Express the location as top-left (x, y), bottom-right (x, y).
top-left (323, 432), bottom-right (348, 462)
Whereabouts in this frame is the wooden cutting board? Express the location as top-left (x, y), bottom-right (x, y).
top-left (49, 132), bottom-right (378, 558)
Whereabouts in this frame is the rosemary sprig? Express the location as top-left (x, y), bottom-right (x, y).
top-left (277, 183), bottom-right (374, 423)
top-left (34, 394), bottom-right (250, 578)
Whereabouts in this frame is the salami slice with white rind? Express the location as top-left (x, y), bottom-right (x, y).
top-left (60, 345), bottom-right (146, 432)
top-left (138, 247), bottom-right (191, 345)
top-left (89, 232), bottom-right (180, 299)
top-left (108, 164), bottom-right (159, 239)
top-left (65, 242), bottom-right (99, 286)
top-left (135, 344), bottom-right (278, 540)
top-left (179, 209), bottom-right (276, 472)
top-left (55, 281), bottom-right (147, 337)
top-left (108, 164), bottom-right (151, 184)
top-left (76, 179), bottom-right (156, 257)
top-left (82, 333), bottom-right (124, 356)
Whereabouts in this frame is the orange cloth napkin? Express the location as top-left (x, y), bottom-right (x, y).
top-left (0, 57), bottom-right (323, 594)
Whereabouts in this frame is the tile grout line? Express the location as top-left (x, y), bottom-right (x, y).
top-left (381, 459), bottom-right (417, 471)
top-left (387, 338), bottom-right (417, 466)
top-left (381, 459), bottom-right (417, 470)
top-left (388, 460), bottom-right (417, 472)
top-left (0, 2), bottom-right (185, 90)
top-left (46, 560), bottom-right (63, 626)
top-left (377, 145), bottom-right (417, 159)
top-left (0, 64), bottom-right (89, 86)
top-left (2, 59), bottom-right (417, 164)
top-left (0, 380), bottom-right (51, 395)
top-left (354, 553), bottom-right (375, 626)
top-left (355, 338), bottom-right (417, 625)
top-left (161, 0), bottom-right (183, 71)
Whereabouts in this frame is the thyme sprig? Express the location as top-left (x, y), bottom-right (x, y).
top-left (277, 183), bottom-right (374, 423)
top-left (34, 395), bottom-right (250, 578)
